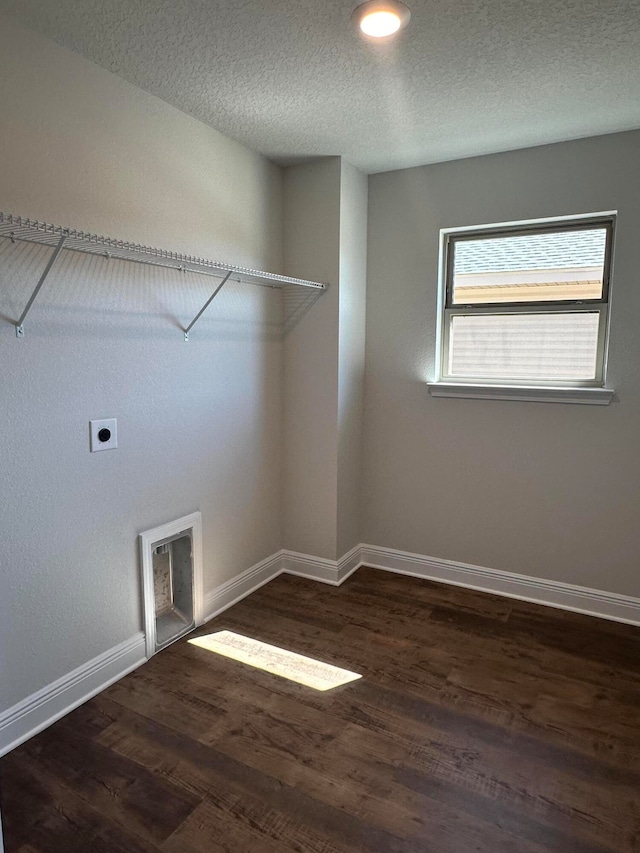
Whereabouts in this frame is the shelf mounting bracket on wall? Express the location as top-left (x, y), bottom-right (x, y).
top-left (0, 212), bottom-right (327, 339)
top-left (15, 235), bottom-right (66, 337)
top-left (183, 270), bottom-right (232, 341)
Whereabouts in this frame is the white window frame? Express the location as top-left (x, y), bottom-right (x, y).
top-left (429, 213), bottom-right (616, 405)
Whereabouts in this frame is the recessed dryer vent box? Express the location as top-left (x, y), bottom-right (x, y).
top-left (140, 512), bottom-right (204, 657)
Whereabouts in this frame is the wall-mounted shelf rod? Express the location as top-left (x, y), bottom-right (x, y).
top-left (0, 212), bottom-right (327, 338)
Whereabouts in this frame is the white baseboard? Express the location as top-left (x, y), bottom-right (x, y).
top-left (203, 545), bottom-right (362, 623)
top-left (0, 632), bottom-right (146, 758)
top-left (281, 544), bottom-right (361, 586)
top-left (206, 543), bottom-right (640, 627)
top-left (203, 551), bottom-right (284, 621)
top-left (359, 544), bottom-right (640, 626)
top-left (335, 544), bottom-right (364, 584)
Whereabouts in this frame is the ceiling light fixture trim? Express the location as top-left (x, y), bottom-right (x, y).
top-left (351, 0), bottom-right (411, 38)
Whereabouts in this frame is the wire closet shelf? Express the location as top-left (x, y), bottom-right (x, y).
top-left (0, 212), bottom-right (327, 339)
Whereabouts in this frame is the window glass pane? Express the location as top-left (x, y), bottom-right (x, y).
top-left (452, 229), bottom-right (607, 305)
top-left (448, 312), bottom-right (600, 381)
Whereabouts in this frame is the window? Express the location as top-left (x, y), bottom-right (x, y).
top-left (432, 214), bottom-right (615, 402)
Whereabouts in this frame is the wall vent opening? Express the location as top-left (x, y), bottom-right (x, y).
top-left (140, 512), bottom-right (204, 657)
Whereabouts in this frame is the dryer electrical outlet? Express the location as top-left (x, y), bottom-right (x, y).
top-left (90, 418), bottom-right (117, 452)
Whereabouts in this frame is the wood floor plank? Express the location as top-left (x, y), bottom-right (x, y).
top-left (339, 718), bottom-right (637, 853)
top-left (2, 567), bottom-right (640, 852)
top-left (99, 702), bottom-right (546, 853)
top-left (0, 752), bottom-right (162, 853)
top-left (175, 651), bottom-right (634, 851)
top-left (16, 722), bottom-right (200, 846)
top-left (345, 568), bottom-right (514, 619)
top-left (95, 712), bottom-right (356, 853)
top-left (161, 798), bottom-right (297, 853)
top-left (140, 645), bottom-right (639, 846)
top-left (143, 641), bottom-right (640, 833)
top-left (214, 601), bottom-right (640, 772)
top-left (160, 788), bottom-right (355, 853)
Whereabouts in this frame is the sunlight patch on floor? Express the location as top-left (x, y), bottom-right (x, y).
top-left (188, 630), bottom-right (362, 691)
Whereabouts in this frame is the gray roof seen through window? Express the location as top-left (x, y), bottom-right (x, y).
top-left (454, 229), bottom-right (607, 275)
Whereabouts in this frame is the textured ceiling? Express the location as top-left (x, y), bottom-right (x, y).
top-left (2, 0), bottom-right (640, 173)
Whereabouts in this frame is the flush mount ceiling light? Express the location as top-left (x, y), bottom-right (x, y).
top-left (351, 0), bottom-right (411, 38)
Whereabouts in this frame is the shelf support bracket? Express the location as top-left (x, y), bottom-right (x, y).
top-left (15, 235), bottom-right (67, 338)
top-left (183, 270), bottom-right (232, 341)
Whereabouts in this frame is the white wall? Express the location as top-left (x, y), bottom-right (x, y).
top-left (363, 131), bottom-right (640, 597)
top-left (337, 161), bottom-right (368, 557)
top-left (282, 158), bottom-right (367, 560)
top-left (282, 159), bottom-right (341, 559)
top-left (0, 16), bottom-right (284, 712)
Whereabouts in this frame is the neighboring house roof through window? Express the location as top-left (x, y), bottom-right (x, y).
top-left (454, 230), bottom-right (606, 274)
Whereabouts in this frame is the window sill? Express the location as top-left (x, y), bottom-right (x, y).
top-left (426, 382), bottom-right (615, 405)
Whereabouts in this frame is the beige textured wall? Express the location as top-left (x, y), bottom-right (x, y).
top-left (363, 131), bottom-right (640, 596)
top-left (337, 161), bottom-right (368, 557)
top-left (0, 16), bottom-right (284, 712)
top-left (282, 159), bottom-right (341, 558)
top-left (282, 158), bottom-right (367, 560)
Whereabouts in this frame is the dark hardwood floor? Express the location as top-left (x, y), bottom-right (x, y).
top-left (2, 567), bottom-right (640, 852)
